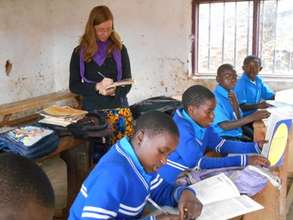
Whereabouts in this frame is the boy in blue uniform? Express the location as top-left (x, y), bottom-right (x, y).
top-left (158, 85), bottom-right (270, 184)
top-left (0, 153), bottom-right (55, 220)
top-left (213, 64), bottom-right (270, 140)
top-left (235, 55), bottom-right (275, 117)
top-left (69, 111), bottom-right (202, 220)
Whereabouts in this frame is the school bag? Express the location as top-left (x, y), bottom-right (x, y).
top-left (0, 124), bottom-right (59, 159)
top-left (67, 112), bottom-right (112, 139)
top-left (130, 96), bottom-right (182, 120)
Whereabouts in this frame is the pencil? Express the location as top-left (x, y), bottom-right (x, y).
top-left (97, 71), bottom-right (106, 78)
top-left (147, 198), bottom-right (169, 214)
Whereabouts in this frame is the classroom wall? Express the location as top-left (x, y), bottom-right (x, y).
top-left (0, 0), bottom-right (292, 105)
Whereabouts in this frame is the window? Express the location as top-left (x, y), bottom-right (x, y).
top-left (192, 0), bottom-right (293, 77)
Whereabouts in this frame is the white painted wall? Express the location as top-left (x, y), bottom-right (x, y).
top-left (0, 0), bottom-right (292, 105)
top-left (0, 0), bottom-right (192, 105)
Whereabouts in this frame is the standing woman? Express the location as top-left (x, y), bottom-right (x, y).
top-left (69, 5), bottom-right (132, 111)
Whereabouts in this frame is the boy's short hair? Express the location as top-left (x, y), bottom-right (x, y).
top-left (134, 111), bottom-right (179, 137)
top-left (0, 153), bottom-right (55, 215)
top-left (182, 85), bottom-right (215, 111)
top-left (217, 63), bottom-right (235, 77)
top-left (243, 55), bottom-right (262, 66)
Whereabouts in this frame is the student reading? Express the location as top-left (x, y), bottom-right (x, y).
top-left (158, 85), bottom-right (270, 184)
top-left (69, 111), bottom-right (202, 220)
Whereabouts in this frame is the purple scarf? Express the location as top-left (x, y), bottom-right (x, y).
top-left (79, 40), bottom-right (122, 83)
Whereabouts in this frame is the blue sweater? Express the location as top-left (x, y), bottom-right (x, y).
top-left (69, 137), bottom-right (194, 219)
top-left (235, 73), bottom-right (275, 116)
top-left (158, 109), bottom-right (260, 183)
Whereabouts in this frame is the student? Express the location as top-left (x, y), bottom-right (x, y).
top-left (69, 5), bottom-right (132, 111)
top-left (0, 153), bottom-right (55, 220)
top-left (235, 55), bottom-right (275, 117)
top-left (69, 111), bottom-right (202, 220)
top-left (158, 85), bottom-right (270, 184)
top-left (213, 64), bottom-right (270, 140)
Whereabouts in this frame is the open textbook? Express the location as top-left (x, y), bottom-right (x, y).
top-left (149, 173), bottom-right (263, 220)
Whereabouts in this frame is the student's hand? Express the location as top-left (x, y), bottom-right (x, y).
top-left (248, 155), bottom-right (270, 167)
top-left (249, 110), bottom-right (271, 121)
top-left (228, 91), bottom-right (237, 102)
top-left (178, 190), bottom-right (202, 220)
top-left (255, 140), bottom-right (268, 149)
top-left (257, 101), bottom-right (272, 109)
top-left (156, 213), bottom-right (180, 220)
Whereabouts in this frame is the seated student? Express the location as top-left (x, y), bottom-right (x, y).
top-left (213, 64), bottom-right (270, 141)
top-left (158, 85), bottom-right (270, 184)
top-left (69, 111), bottom-right (202, 220)
top-left (235, 55), bottom-right (275, 117)
top-left (0, 153), bottom-right (55, 220)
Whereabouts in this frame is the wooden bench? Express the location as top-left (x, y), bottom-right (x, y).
top-left (243, 120), bottom-right (293, 220)
top-left (0, 90), bottom-right (90, 217)
top-left (0, 90), bottom-right (81, 127)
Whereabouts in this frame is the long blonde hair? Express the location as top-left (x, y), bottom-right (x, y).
top-left (79, 5), bottom-right (122, 62)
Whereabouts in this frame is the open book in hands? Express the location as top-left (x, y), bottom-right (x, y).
top-left (148, 173), bottom-right (263, 220)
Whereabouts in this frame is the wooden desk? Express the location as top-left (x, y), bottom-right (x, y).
top-left (37, 137), bottom-right (91, 214)
top-left (243, 120), bottom-right (292, 220)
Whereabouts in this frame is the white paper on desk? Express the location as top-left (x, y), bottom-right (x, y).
top-left (149, 174), bottom-right (263, 220)
top-left (275, 88), bottom-right (293, 106)
top-left (189, 173), bottom-right (240, 205)
top-left (197, 195), bottom-right (263, 220)
top-left (190, 174), bottom-right (263, 219)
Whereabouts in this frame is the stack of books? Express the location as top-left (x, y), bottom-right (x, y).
top-left (38, 105), bottom-right (87, 127)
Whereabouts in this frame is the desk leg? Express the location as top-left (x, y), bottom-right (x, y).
top-left (60, 141), bottom-right (91, 217)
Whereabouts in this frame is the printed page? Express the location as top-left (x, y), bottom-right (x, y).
top-left (189, 173), bottom-right (240, 205)
top-left (197, 195), bottom-right (263, 220)
top-left (146, 195), bottom-right (263, 220)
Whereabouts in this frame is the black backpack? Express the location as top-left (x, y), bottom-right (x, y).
top-left (130, 96), bottom-right (182, 120)
top-left (67, 112), bottom-right (112, 139)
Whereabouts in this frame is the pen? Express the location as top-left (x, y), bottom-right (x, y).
top-left (97, 71), bottom-right (106, 78)
top-left (147, 198), bottom-right (169, 214)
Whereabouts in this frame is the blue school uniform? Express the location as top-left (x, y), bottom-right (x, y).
top-left (234, 73), bottom-right (274, 116)
top-left (158, 109), bottom-right (260, 184)
top-left (213, 85), bottom-right (243, 138)
top-left (69, 137), bottom-right (194, 220)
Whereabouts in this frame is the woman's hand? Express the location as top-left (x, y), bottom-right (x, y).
top-left (96, 77), bottom-right (115, 96)
top-left (178, 190), bottom-right (202, 220)
top-left (101, 87), bottom-right (116, 96)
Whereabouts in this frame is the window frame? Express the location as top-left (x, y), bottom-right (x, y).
top-left (191, 0), bottom-right (292, 79)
